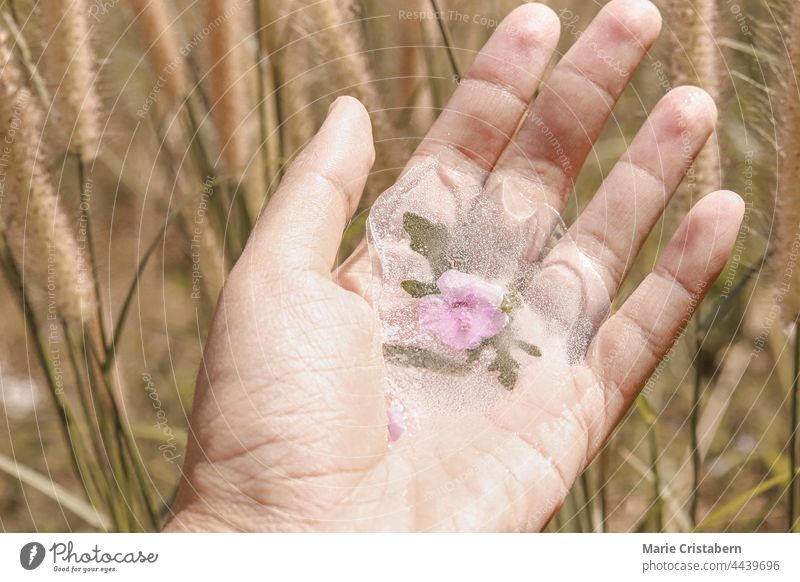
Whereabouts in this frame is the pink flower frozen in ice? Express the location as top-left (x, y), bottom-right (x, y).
top-left (418, 270), bottom-right (508, 351)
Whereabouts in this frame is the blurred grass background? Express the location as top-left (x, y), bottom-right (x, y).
top-left (0, 0), bottom-right (798, 532)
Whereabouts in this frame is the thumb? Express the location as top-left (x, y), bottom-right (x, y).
top-left (245, 96), bottom-right (375, 275)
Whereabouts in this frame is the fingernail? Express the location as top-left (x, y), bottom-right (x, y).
top-left (719, 190), bottom-right (745, 213)
top-left (327, 96), bottom-right (345, 116)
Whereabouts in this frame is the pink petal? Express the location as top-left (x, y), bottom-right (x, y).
top-left (436, 270), bottom-right (505, 305)
top-left (418, 296), bottom-right (454, 332)
top-left (478, 306), bottom-right (509, 337)
top-left (387, 405), bottom-right (405, 441)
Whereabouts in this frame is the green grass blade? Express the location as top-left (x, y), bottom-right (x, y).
top-left (694, 472), bottom-right (788, 531)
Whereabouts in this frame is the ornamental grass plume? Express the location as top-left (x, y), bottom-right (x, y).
top-left (773, 3), bottom-right (800, 321)
top-left (259, 0), bottom-right (318, 156)
top-left (39, 0), bottom-right (102, 163)
top-left (126, 0), bottom-right (188, 108)
top-left (0, 27), bottom-right (96, 323)
top-left (666, 0), bottom-right (721, 203)
top-left (295, 0), bottom-right (402, 202)
top-left (206, 0), bottom-right (250, 182)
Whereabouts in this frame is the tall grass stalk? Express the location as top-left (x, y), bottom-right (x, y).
top-left (206, 0), bottom-right (248, 182)
top-left (1, 10), bottom-right (49, 105)
top-left (178, 104), bottom-right (241, 266)
top-left (60, 320), bottom-right (116, 510)
top-left (0, 238), bottom-right (103, 525)
top-left (429, 0), bottom-right (462, 80)
top-left (690, 345), bottom-right (703, 525)
top-left (253, 0), bottom-right (273, 196)
top-left (127, 0), bottom-right (188, 109)
top-left (774, 0), bottom-right (800, 532)
top-left (125, 0), bottom-right (240, 284)
top-left (0, 24), bottom-right (117, 527)
top-left (638, 397), bottom-right (664, 531)
top-left (597, 446), bottom-right (609, 532)
top-left (77, 160), bottom-right (108, 348)
top-left (790, 324), bottom-right (799, 531)
top-left (253, 0), bottom-right (285, 202)
top-left (41, 2), bottom-right (160, 527)
top-left (580, 471), bottom-right (594, 532)
top-left (0, 0), bottom-right (798, 534)
top-left (1, 19), bottom-right (162, 530)
top-left (65, 322), bottom-right (132, 529)
top-left (667, 0), bottom-right (721, 527)
top-left (297, 0), bottom-right (402, 202)
top-left (267, 10), bottom-right (316, 160)
top-left (649, 424), bottom-right (663, 532)
top-left (155, 1), bottom-right (253, 261)
top-left (84, 325), bottom-right (158, 530)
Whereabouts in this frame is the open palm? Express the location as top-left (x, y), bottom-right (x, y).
top-left (165, 0), bottom-right (743, 532)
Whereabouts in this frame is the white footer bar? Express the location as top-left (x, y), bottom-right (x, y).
top-left (1, 533), bottom-right (798, 581)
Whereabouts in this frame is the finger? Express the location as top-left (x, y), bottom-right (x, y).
top-left (490, 0), bottom-right (662, 210)
top-left (566, 86), bottom-right (718, 296)
top-left (246, 96), bottom-right (374, 274)
top-left (338, 5), bottom-right (560, 291)
top-left (409, 3), bottom-right (560, 174)
top-left (587, 191), bottom-right (745, 433)
top-left (334, 242), bottom-right (371, 297)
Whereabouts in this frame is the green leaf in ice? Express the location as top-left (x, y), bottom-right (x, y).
top-left (383, 344), bottom-right (469, 375)
top-left (401, 279), bottom-right (440, 298)
top-left (402, 212), bottom-right (452, 277)
top-left (516, 341), bottom-right (542, 358)
top-left (488, 347), bottom-right (521, 390)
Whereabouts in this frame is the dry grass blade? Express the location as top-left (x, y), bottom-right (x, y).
top-left (697, 343), bottom-right (752, 461)
top-left (0, 450), bottom-right (110, 530)
top-left (619, 447), bottom-right (693, 532)
top-left (694, 471), bottom-right (790, 531)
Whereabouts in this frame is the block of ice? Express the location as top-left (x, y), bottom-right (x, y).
top-left (367, 157), bottom-right (610, 438)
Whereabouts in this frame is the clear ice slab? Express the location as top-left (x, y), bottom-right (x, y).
top-left (366, 157), bottom-right (611, 438)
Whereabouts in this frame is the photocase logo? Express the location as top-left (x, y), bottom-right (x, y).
top-left (20, 542), bottom-right (46, 570)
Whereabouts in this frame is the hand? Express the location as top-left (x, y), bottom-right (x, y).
top-left (165, 0), bottom-right (744, 532)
